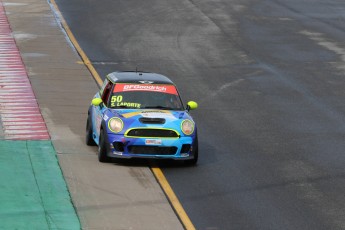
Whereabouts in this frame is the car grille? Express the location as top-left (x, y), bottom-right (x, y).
top-left (128, 146), bottom-right (177, 155)
top-left (126, 128), bottom-right (179, 138)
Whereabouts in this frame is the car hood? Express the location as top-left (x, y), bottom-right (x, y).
top-left (116, 109), bottom-right (191, 121)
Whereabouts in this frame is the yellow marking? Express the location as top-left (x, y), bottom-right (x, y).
top-left (122, 111), bottom-right (142, 118)
top-left (50, 0), bottom-right (103, 87)
top-left (50, 2), bottom-right (195, 229)
top-left (151, 167), bottom-right (196, 230)
top-left (76, 61), bottom-right (84, 64)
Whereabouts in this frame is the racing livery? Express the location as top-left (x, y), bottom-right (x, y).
top-left (86, 71), bottom-right (198, 165)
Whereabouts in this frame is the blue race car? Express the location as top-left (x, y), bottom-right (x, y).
top-left (86, 71), bottom-right (198, 165)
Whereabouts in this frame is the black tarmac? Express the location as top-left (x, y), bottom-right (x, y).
top-left (56, 0), bottom-right (345, 229)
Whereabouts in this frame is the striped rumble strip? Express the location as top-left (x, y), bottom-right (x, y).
top-left (0, 3), bottom-right (49, 140)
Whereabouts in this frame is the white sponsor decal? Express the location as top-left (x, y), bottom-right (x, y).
top-left (123, 84), bottom-right (167, 92)
top-left (145, 139), bottom-right (162, 145)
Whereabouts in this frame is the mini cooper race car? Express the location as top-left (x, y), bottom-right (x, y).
top-left (86, 71), bottom-right (198, 165)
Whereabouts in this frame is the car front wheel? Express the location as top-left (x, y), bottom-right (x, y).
top-left (86, 111), bottom-right (96, 146)
top-left (98, 128), bottom-right (111, 163)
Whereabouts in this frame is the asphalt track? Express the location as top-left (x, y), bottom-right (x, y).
top-left (54, 0), bottom-right (345, 229)
top-left (1, 0), bottom-right (345, 229)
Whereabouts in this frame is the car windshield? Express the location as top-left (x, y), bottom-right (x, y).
top-left (109, 83), bottom-right (184, 110)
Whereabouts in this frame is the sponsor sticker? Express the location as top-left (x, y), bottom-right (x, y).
top-left (145, 139), bottom-right (162, 145)
top-left (114, 84), bottom-right (178, 95)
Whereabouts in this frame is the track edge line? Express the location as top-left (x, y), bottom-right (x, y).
top-left (151, 167), bottom-right (196, 230)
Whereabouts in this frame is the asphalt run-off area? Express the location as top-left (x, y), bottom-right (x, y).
top-left (0, 2), bottom-right (80, 229)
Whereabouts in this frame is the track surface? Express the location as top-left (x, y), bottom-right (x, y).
top-left (55, 0), bottom-right (345, 229)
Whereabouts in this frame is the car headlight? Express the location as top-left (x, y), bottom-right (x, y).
top-left (108, 117), bottom-right (124, 133)
top-left (181, 119), bottom-right (194, 135)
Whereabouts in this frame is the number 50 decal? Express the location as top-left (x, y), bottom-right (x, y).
top-left (111, 95), bottom-right (123, 103)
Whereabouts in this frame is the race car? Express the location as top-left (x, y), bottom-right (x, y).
top-left (86, 71), bottom-right (198, 165)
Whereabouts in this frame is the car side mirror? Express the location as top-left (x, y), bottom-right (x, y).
top-left (186, 101), bottom-right (198, 111)
top-left (92, 98), bottom-right (103, 106)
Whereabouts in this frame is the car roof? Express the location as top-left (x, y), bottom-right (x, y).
top-left (106, 71), bottom-right (175, 84)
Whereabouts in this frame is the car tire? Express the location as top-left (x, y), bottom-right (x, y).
top-left (184, 135), bottom-right (198, 166)
top-left (98, 128), bottom-right (111, 163)
top-left (86, 112), bottom-right (97, 146)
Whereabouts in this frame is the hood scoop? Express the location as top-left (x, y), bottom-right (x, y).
top-left (139, 117), bottom-right (166, 124)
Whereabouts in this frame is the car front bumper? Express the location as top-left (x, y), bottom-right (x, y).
top-left (106, 134), bottom-right (196, 160)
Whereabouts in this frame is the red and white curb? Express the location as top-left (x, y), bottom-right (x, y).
top-left (0, 3), bottom-right (49, 140)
